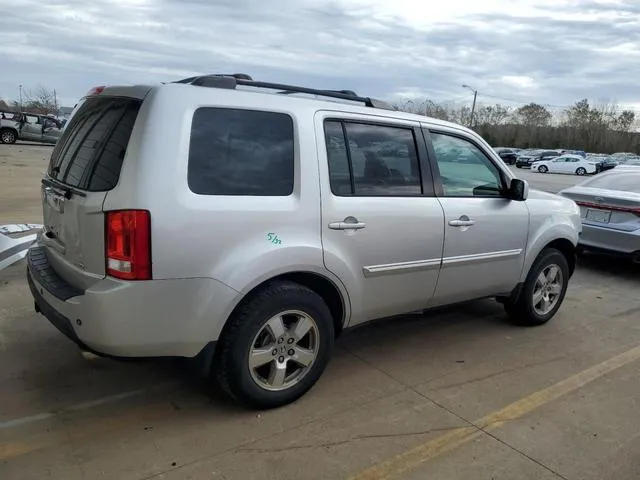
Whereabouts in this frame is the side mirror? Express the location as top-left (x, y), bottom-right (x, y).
top-left (508, 178), bottom-right (528, 201)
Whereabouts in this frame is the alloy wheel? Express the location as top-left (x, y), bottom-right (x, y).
top-left (532, 264), bottom-right (563, 315)
top-left (248, 310), bottom-right (319, 391)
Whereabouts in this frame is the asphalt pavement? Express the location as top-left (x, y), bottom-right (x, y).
top-left (1, 144), bottom-right (638, 480)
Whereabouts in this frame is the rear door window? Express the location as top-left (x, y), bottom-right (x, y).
top-left (323, 120), bottom-right (422, 196)
top-left (48, 96), bottom-right (141, 191)
top-left (187, 108), bottom-right (294, 196)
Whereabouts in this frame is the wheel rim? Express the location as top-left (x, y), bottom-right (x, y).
top-left (532, 264), bottom-right (563, 315)
top-left (248, 310), bottom-right (320, 392)
top-left (540, 166), bottom-right (547, 173)
top-left (577, 168), bottom-right (585, 175)
top-left (1, 131), bottom-right (14, 143)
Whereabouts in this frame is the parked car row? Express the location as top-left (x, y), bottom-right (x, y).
top-left (491, 146), bottom-right (640, 176)
top-left (0, 111), bottom-right (63, 145)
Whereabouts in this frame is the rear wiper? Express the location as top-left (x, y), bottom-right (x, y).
top-left (41, 177), bottom-right (86, 198)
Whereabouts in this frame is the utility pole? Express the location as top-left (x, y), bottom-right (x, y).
top-left (462, 84), bottom-right (478, 128)
top-left (19, 84), bottom-right (23, 113)
top-left (54, 89), bottom-right (58, 115)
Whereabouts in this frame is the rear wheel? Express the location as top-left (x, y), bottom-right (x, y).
top-left (576, 167), bottom-right (586, 176)
top-left (0, 129), bottom-right (17, 144)
top-left (504, 248), bottom-right (569, 326)
top-left (214, 281), bottom-right (335, 409)
top-left (538, 165), bottom-right (548, 173)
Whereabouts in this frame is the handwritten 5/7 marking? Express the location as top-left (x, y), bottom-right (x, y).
top-left (266, 233), bottom-right (282, 245)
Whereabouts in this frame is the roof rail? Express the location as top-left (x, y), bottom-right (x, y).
top-left (172, 73), bottom-right (253, 84)
top-left (173, 74), bottom-right (395, 111)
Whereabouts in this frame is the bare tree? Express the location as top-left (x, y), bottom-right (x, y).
top-left (20, 85), bottom-right (57, 115)
top-left (392, 95), bottom-right (639, 153)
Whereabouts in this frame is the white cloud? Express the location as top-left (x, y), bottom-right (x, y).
top-left (0, 0), bottom-right (638, 112)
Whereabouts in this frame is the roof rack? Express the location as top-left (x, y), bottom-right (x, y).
top-left (171, 74), bottom-right (395, 111)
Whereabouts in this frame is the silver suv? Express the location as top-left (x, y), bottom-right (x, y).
top-left (26, 74), bottom-right (582, 409)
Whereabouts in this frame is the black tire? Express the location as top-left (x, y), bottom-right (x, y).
top-left (214, 281), bottom-right (335, 409)
top-left (0, 129), bottom-right (17, 144)
top-left (576, 167), bottom-right (586, 176)
top-left (516, 164), bottom-right (522, 168)
top-left (538, 165), bottom-right (548, 173)
top-left (504, 248), bottom-right (570, 326)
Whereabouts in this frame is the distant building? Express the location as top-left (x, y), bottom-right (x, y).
top-left (0, 99), bottom-right (18, 112)
top-left (57, 106), bottom-right (74, 119)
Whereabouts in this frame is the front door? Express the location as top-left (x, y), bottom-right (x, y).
top-left (426, 129), bottom-right (529, 306)
top-left (318, 114), bottom-right (445, 326)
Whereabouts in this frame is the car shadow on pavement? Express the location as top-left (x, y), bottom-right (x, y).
top-left (577, 252), bottom-right (640, 283)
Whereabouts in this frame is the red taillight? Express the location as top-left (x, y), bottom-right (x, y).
top-left (106, 210), bottom-right (151, 280)
top-left (575, 201), bottom-right (640, 215)
top-left (87, 85), bottom-right (105, 96)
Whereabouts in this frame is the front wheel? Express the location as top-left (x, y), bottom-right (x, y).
top-left (504, 248), bottom-right (570, 326)
top-left (576, 167), bottom-right (586, 176)
top-left (214, 281), bottom-right (335, 409)
top-left (538, 165), bottom-right (548, 173)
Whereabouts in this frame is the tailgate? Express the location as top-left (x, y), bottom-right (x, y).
top-left (40, 95), bottom-right (143, 290)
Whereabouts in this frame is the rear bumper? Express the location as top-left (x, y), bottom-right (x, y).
top-left (579, 223), bottom-right (640, 256)
top-left (26, 245), bottom-right (239, 358)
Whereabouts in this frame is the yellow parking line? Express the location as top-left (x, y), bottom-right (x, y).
top-left (350, 344), bottom-right (640, 480)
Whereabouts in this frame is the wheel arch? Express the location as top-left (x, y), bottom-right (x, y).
top-left (544, 238), bottom-right (576, 276)
top-left (522, 236), bottom-right (577, 283)
top-left (222, 270), bottom-right (349, 342)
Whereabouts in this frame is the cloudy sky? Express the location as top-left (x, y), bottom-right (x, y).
top-left (1, 0), bottom-right (639, 112)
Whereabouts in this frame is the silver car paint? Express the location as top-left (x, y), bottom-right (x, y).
top-left (558, 175), bottom-right (640, 255)
top-left (315, 111), bottom-right (445, 325)
top-left (29, 82), bottom-right (581, 358)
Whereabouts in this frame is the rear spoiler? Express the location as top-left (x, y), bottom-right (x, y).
top-left (97, 85), bottom-right (153, 100)
top-left (0, 224), bottom-right (42, 271)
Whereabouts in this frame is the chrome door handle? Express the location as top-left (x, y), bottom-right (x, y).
top-left (329, 216), bottom-right (366, 230)
top-left (448, 219), bottom-right (475, 227)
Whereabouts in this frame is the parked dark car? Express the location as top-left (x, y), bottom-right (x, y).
top-left (595, 157), bottom-right (618, 173)
top-left (493, 147), bottom-right (518, 165)
top-left (560, 149), bottom-right (586, 158)
top-left (516, 150), bottom-right (561, 168)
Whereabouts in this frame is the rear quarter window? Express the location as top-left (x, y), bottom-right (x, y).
top-left (187, 108), bottom-right (294, 196)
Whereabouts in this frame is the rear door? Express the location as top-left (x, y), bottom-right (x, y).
top-left (41, 93), bottom-right (144, 289)
top-left (318, 113), bottom-right (444, 325)
top-left (42, 118), bottom-right (62, 143)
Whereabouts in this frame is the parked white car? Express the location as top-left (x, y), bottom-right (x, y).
top-left (531, 154), bottom-right (597, 176)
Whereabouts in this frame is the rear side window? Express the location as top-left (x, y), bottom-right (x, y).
top-left (188, 108), bottom-right (294, 196)
top-left (324, 120), bottom-right (422, 196)
top-left (48, 96), bottom-right (141, 191)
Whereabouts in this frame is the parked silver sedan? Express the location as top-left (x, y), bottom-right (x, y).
top-left (558, 170), bottom-right (640, 260)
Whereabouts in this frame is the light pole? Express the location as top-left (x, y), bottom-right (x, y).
top-left (462, 84), bottom-right (477, 128)
top-left (19, 84), bottom-right (23, 113)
